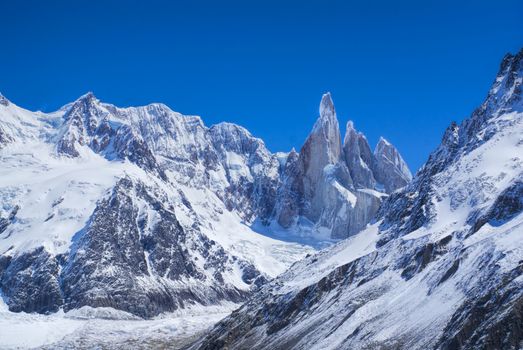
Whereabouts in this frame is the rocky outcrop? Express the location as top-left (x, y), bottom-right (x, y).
top-left (275, 93), bottom-right (411, 238)
top-left (56, 92), bottom-right (112, 157)
top-left (208, 123), bottom-right (280, 223)
top-left (275, 149), bottom-right (302, 228)
top-left (0, 95), bottom-right (14, 148)
top-left (297, 93), bottom-right (345, 224)
top-left (342, 121), bottom-right (375, 189)
top-left (0, 177), bottom-right (267, 318)
top-left (373, 137), bottom-right (412, 193)
top-left (0, 247), bottom-right (63, 314)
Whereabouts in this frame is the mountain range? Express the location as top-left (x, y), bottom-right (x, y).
top-left (191, 48), bottom-right (523, 349)
top-left (0, 82), bottom-right (409, 318)
top-left (1, 45), bottom-right (521, 350)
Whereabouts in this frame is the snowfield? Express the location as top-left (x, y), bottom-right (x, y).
top-left (0, 297), bottom-right (238, 349)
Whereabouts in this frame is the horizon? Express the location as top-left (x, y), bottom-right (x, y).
top-left (1, 0), bottom-right (522, 172)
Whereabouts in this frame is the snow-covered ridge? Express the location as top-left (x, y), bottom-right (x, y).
top-left (0, 92), bottom-right (315, 319)
top-left (190, 48), bottom-right (523, 350)
top-left (0, 83), bottom-right (410, 320)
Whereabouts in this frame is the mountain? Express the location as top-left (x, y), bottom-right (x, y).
top-left (0, 93), bottom-right (306, 318)
top-left (274, 92), bottom-right (411, 239)
top-left (190, 49), bottom-right (523, 349)
top-left (0, 88), bottom-right (408, 317)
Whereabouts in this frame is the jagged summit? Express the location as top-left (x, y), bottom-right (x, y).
top-left (376, 136), bottom-right (391, 146)
top-left (75, 91), bottom-right (98, 103)
top-left (311, 92), bottom-right (340, 143)
top-left (319, 92), bottom-right (335, 119)
top-left (373, 136), bottom-right (412, 192)
top-left (343, 120), bottom-right (363, 142)
top-left (482, 48), bottom-right (523, 114)
top-left (275, 93), bottom-right (412, 238)
top-left (301, 93), bottom-right (342, 189)
top-left (344, 119), bottom-right (355, 130)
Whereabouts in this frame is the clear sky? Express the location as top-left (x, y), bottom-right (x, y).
top-left (1, 0), bottom-right (521, 172)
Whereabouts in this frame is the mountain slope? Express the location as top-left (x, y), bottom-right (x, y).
top-left (191, 49), bottom-right (523, 350)
top-left (0, 86), bottom-right (409, 318)
top-left (0, 94), bottom-right (312, 318)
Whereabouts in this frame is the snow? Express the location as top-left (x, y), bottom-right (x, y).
top-left (251, 218), bottom-right (337, 249)
top-left (0, 95), bottom-right (313, 294)
top-left (332, 179), bottom-right (357, 207)
top-left (0, 139), bottom-right (150, 256)
top-left (0, 302), bottom-right (238, 349)
top-left (177, 184), bottom-right (313, 278)
top-left (192, 52), bottom-right (523, 348)
top-left (275, 222), bottom-right (380, 294)
top-left (225, 151), bottom-right (253, 182)
top-left (274, 151), bottom-right (289, 167)
top-left (357, 188), bottom-right (388, 199)
top-left (403, 110), bottom-right (522, 243)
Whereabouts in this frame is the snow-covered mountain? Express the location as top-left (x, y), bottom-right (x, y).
top-left (191, 49), bottom-right (523, 349)
top-left (274, 93), bottom-right (411, 239)
top-left (0, 86), bottom-right (408, 318)
top-left (0, 93), bottom-right (300, 318)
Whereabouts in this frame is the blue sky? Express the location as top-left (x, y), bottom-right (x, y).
top-left (1, 0), bottom-right (521, 171)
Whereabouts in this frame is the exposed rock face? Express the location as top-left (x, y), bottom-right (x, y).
top-left (208, 123), bottom-right (280, 223)
top-left (373, 137), bottom-right (412, 193)
top-left (342, 120), bottom-right (375, 189)
top-left (274, 149), bottom-right (302, 228)
top-left (298, 93), bottom-right (344, 222)
top-left (0, 127), bottom-right (12, 148)
top-left (275, 93), bottom-right (411, 238)
top-left (0, 177), bottom-right (266, 318)
top-left (0, 247), bottom-right (63, 314)
top-left (60, 177), bottom-right (261, 318)
top-left (190, 48), bottom-right (523, 350)
top-left (56, 92), bottom-right (112, 157)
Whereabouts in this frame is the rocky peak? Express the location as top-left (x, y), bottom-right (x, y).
top-left (492, 49), bottom-right (522, 113)
top-left (64, 92), bottom-right (105, 127)
top-left (319, 92), bottom-right (336, 120)
top-left (311, 93), bottom-right (341, 160)
top-left (373, 136), bottom-right (412, 193)
top-left (275, 93), bottom-right (413, 238)
top-left (302, 92), bottom-right (342, 175)
top-left (491, 49), bottom-right (523, 111)
top-left (287, 147), bottom-right (298, 160)
top-left (57, 92), bottom-right (112, 157)
top-left (77, 91), bottom-right (97, 102)
top-left (209, 122), bottom-right (264, 154)
top-left (443, 49), bottom-right (523, 167)
top-left (342, 120), bottom-right (375, 189)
